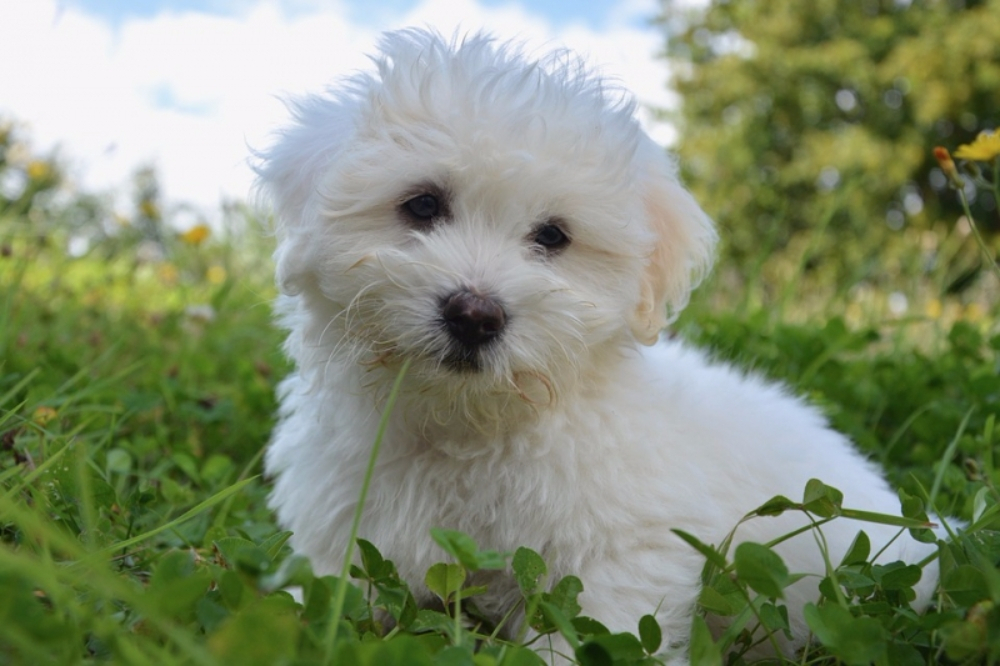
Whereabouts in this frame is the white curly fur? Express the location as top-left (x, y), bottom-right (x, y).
top-left (256, 28), bottom-right (939, 663)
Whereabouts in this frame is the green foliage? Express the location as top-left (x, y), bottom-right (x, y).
top-left (3, 209), bottom-right (999, 664)
top-left (674, 478), bottom-right (1000, 665)
top-left (2, 113), bottom-right (999, 663)
top-left (0, 180), bottom-right (291, 663)
top-left (660, 0), bottom-right (1000, 296)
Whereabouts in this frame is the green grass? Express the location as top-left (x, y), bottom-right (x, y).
top-left (1, 212), bottom-right (999, 666)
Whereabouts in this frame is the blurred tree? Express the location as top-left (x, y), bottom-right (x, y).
top-left (658, 0), bottom-right (1000, 289)
top-left (0, 118), bottom-right (233, 268)
top-left (133, 165), bottom-right (165, 245)
top-left (0, 121), bottom-right (63, 220)
top-left (0, 119), bottom-right (126, 258)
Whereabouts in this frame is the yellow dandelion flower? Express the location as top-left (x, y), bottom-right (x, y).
top-left (32, 406), bottom-right (58, 425)
top-left (925, 299), bottom-right (943, 319)
top-left (954, 130), bottom-right (1000, 162)
top-left (26, 160), bottom-right (51, 181)
top-left (158, 262), bottom-right (180, 285)
top-left (180, 224), bottom-right (211, 246)
top-left (206, 265), bottom-right (227, 285)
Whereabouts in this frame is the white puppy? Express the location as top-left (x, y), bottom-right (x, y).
top-left (258, 28), bottom-right (938, 661)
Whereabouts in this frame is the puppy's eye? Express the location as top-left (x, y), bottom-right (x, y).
top-left (532, 222), bottom-right (570, 253)
top-left (404, 194), bottom-right (440, 221)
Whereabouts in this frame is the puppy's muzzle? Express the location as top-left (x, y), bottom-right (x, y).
top-left (440, 290), bottom-right (506, 353)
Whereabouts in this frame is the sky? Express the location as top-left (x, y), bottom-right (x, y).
top-left (0, 0), bottom-right (678, 225)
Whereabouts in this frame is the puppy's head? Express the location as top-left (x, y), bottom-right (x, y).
top-left (257, 29), bottom-right (716, 419)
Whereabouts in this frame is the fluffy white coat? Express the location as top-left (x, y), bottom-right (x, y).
top-left (257, 28), bottom-right (939, 662)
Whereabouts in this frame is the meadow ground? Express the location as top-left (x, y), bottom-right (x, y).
top-left (1, 203), bottom-right (999, 665)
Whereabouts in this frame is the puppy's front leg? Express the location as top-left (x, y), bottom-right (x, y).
top-left (547, 553), bottom-right (702, 665)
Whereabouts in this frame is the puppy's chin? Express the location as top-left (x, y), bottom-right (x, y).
top-left (440, 349), bottom-right (484, 374)
top-left (357, 339), bottom-right (560, 437)
top-left (418, 349), bottom-right (555, 404)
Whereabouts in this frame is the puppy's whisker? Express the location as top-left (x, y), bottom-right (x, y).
top-left (322, 287), bottom-right (390, 379)
top-left (376, 268), bottom-right (410, 292)
top-left (536, 319), bottom-right (585, 364)
top-left (398, 259), bottom-right (467, 283)
top-left (511, 370), bottom-right (556, 407)
top-left (316, 304), bottom-right (356, 348)
top-left (345, 254), bottom-right (376, 272)
top-left (322, 332), bottom-right (357, 384)
top-left (369, 253), bottom-right (422, 293)
top-left (340, 284), bottom-right (383, 342)
top-left (360, 350), bottom-right (394, 367)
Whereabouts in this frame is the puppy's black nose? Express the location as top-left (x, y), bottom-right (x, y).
top-left (441, 290), bottom-right (506, 348)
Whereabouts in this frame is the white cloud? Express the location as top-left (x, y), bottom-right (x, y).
top-left (0, 0), bottom-right (673, 222)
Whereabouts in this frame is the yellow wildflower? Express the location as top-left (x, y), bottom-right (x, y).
top-left (158, 262), bottom-right (180, 285)
top-left (964, 302), bottom-right (986, 322)
top-left (925, 299), bottom-right (942, 319)
top-left (954, 130), bottom-right (1000, 162)
top-left (180, 224), bottom-right (211, 246)
top-left (26, 160), bottom-right (51, 181)
top-left (139, 199), bottom-right (160, 220)
top-left (845, 302), bottom-right (861, 320)
top-left (206, 265), bottom-right (227, 285)
top-left (32, 406), bottom-right (57, 425)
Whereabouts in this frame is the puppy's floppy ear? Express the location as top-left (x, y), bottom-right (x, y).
top-left (254, 94), bottom-right (356, 295)
top-left (629, 141), bottom-right (717, 345)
